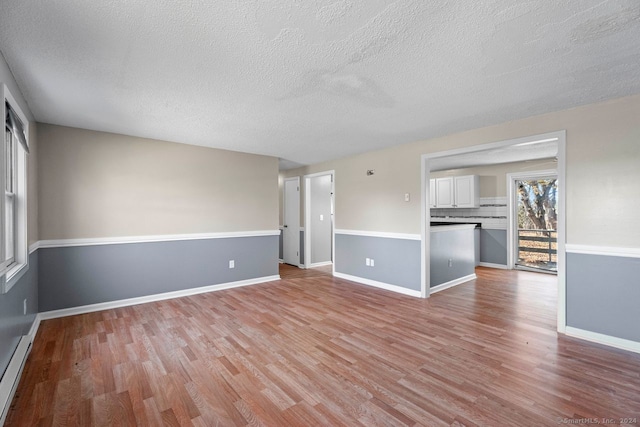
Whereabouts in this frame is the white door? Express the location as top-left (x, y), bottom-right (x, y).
top-left (283, 178), bottom-right (300, 266)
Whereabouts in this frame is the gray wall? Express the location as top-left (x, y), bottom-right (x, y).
top-left (431, 228), bottom-right (475, 287)
top-left (0, 252), bottom-right (38, 379)
top-left (480, 229), bottom-right (508, 265)
top-left (38, 236), bottom-right (278, 312)
top-left (309, 175), bottom-right (332, 264)
top-left (335, 234), bottom-right (420, 291)
top-left (567, 253), bottom-right (640, 342)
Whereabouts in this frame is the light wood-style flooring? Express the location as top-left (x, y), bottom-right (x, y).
top-left (6, 266), bottom-right (640, 426)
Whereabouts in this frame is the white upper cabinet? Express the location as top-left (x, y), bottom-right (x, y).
top-left (435, 177), bottom-right (455, 208)
top-left (433, 175), bottom-right (479, 208)
top-left (429, 178), bottom-right (437, 208)
top-left (454, 175), bottom-right (479, 208)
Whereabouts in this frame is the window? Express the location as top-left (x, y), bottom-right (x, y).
top-left (5, 125), bottom-right (16, 268)
top-left (1, 85), bottom-right (29, 294)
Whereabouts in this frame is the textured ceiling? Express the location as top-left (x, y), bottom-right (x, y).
top-left (1, 1), bottom-right (639, 168)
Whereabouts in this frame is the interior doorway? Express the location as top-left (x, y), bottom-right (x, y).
top-left (304, 171), bottom-right (334, 269)
top-left (509, 172), bottom-right (558, 273)
top-left (422, 130), bottom-right (566, 333)
top-left (283, 177), bottom-right (300, 266)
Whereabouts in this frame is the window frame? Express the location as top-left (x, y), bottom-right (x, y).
top-left (1, 84), bottom-right (29, 294)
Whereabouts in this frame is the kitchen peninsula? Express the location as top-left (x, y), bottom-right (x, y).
top-left (430, 223), bottom-right (477, 292)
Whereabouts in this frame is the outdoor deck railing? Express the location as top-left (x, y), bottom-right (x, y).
top-left (517, 228), bottom-right (557, 265)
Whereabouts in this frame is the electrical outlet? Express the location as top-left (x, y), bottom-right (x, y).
top-left (448, 259), bottom-right (453, 267)
top-left (23, 299), bottom-right (27, 315)
top-left (370, 259), bottom-right (375, 267)
top-left (366, 258), bottom-right (371, 266)
top-left (404, 193), bottom-right (410, 202)
top-left (229, 260), bottom-right (235, 269)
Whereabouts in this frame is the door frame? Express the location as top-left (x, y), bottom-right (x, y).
top-left (421, 130), bottom-right (567, 333)
top-left (506, 169), bottom-right (558, 272)
top-left (283, 176), bottom-right (301, 267)
top-left (303, 170), bottom-right (335, 270)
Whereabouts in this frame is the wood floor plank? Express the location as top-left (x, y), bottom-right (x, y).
top-left (6, 265), bottom-right (640, 426)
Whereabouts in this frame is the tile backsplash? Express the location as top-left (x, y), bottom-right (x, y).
top-left (431, 197), bottom-right (507, 229)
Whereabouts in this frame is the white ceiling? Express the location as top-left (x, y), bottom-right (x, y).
top-left (1, 1), bottom-right (639, 169)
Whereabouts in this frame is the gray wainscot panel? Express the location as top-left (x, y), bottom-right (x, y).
top-left (431, 226), bottom-right (475, 287)
top-left (335, 234), bottom-right (420, 291)
top-left (39, 235), bottom-right (278, 312)
top-left (480, 229), bottom-right (508, 265)
top-left (0, 251), bottom-right (38, 379)
top-left (567, 252), bottom-right (640, 342)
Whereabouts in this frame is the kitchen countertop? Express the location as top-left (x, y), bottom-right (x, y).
top-left (430, 221), bottom-right (481, 228)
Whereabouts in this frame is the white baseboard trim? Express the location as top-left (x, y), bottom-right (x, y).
top-left (309, 261), bottom-right (333, 268)
top-left (333, 272), bottom-right (421, 298)
top-left (27, 315), bottom-right (41, 339)
top-left (38, 275), bottom-right (281, 320)
top-left (0, 336), bottom-right (32, 425)
top-left (564, 326), bottom-right (640, 354)
top-left (478, 262), bottom-right (508, 270)
top-left (565, 244), bottom-right (640, 259)
top-left (430, 274), bottom-right (477, 294)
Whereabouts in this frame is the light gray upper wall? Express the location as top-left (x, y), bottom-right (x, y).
top-left (38, 124), bottom-right (280, 240)
top-left (278, 173), bottom-right (284, 225)
top-left (431, 158), bottom-right (557, 198)
top-left (284, 94), bottom-right (640, 248)
top-left (27, 122), bottom-right (38, 245)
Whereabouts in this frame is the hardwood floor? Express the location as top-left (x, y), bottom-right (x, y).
top-left (7, 266), bottom-right (640, 426)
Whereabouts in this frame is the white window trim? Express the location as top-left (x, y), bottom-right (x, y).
top-left (1, 84), bottom-right (29, 294)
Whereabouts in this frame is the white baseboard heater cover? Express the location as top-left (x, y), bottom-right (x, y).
top-left (0, 336), bottom-right (31, 426)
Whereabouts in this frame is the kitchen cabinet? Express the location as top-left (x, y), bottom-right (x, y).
top-left (429, 178), bottom-right (437, 208)
top-left (433, 175), bottom-right (479, 208)
top-left (454, 175), bottom-right (479, 208)
top-left (435, 177), bottom-right (455, 208)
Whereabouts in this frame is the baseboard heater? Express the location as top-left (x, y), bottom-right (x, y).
top-left (0, 336), bottom-right (32, 425)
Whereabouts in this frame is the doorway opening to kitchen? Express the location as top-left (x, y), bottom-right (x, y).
top-left (422, 130), bottom-right (566, 333)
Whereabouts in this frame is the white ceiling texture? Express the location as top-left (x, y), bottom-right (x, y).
top-left (1, 1), bottom-right (639, 169)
